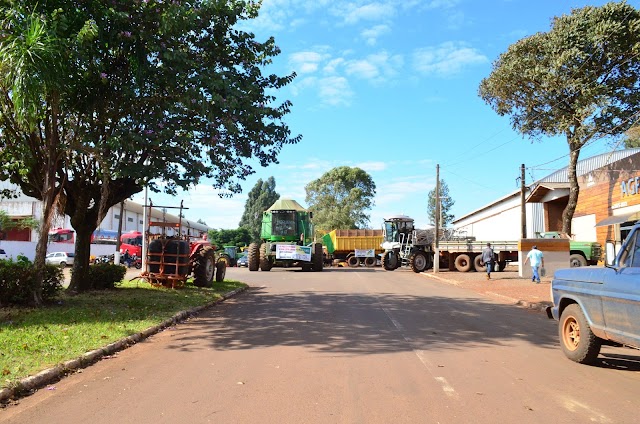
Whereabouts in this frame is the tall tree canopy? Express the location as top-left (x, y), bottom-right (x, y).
top-left (479, 1), bottom-right (640, 235)
top-left (238, 177), bottom-right (280, 241)
top-left (0, 1), bottom-right (300, 297)
top-left (305, 167), bottom-right (376, 233)
top-left (427, 180), bottom-right (455, 228)
top-left (623, 126), bottom-right (640, 148)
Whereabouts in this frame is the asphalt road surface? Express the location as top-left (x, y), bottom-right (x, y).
top-left (2, 267), bottom-right (639, 424)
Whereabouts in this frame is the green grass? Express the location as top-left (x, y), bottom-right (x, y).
top-left (0, 279), bottom-right (247, 389)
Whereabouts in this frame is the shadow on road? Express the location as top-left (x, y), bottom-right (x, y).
top-left (167, 285), bottom-right (562, 357)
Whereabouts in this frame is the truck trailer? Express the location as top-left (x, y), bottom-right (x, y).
top-left (322, 229), bottom-right (384, 267)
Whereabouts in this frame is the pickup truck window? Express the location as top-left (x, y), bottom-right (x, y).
top-left (620, 231), bottom-right (640, 267)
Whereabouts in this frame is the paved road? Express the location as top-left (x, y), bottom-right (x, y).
top-left (3, 267), bottom-right (639, 423)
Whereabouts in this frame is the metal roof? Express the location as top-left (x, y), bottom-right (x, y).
top-left (538, 148), bottom-right (640, 183)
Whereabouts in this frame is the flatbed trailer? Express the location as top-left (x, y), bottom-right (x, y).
top-left (438, 240), bottom-right (520, 272)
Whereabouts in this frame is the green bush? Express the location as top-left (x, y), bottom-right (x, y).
top-left (87, 263), bottom-right (127, 289)
top-left (0, 257), bottom-right (63, 306)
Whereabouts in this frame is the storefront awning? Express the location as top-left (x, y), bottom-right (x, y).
top-left (526, 182), bottom-right (570, 203)
top-left (595, 212), bottom-right (640, 227)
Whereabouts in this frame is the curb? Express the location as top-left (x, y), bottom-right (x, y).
top-left (420, 272), bottom-right (552, 313)
top-left (0, 286), bottom-right (248, 404)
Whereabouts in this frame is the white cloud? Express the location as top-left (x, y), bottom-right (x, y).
top-left (289, 51), bottom-right (329, 74)
top-left (361, 24), bottom-right (391, 46)
top-left (318, 76), bottom-right (354, 106)
top-left (356, 161), bottom-right (388, 172)
top-left (344, 51), bottom-right (403, 83)
top-left (340, 3), bottom-right (396, 24)
top-left (413, 42), bottom-right (488, 77)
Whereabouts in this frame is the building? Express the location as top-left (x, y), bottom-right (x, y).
top-left (454, 148), bottom-right (640, 251)
top-left (0, 181), bottom-right (211, 259)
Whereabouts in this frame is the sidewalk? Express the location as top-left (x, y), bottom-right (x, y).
top-left (419, 266), bottom-right (553, 312)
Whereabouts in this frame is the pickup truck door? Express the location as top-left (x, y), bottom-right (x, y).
top-left (602, 230), bottom-right (640, 348)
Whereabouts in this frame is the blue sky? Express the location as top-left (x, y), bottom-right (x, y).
top-left (133, 0), bottom-right (636, 230)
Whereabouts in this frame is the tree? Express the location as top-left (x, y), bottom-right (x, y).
top-left (0, 2), bottom-right (300, 295)
top-left (427, 181), bottom-right (455, 228)
top-left (623, 126), bottom-right (640, 148)
top-left (305, 167), bottom-right (376, 233)
top-left (479, 2), bottom-right (640, 235)
top-left (239, 177), bottom-right (280, 241)
top-left (208, 228), bottom-right (252, 250)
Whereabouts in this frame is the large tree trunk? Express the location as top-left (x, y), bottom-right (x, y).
top-left (67, 185), bottom-right (100, 292)
top-left (68, 222), bottom-right (95, 292)
top-left (562, 144), bottom-right (582, 235)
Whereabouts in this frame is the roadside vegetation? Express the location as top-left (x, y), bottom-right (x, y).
top-left (0, 279), bottom-right (247, 389)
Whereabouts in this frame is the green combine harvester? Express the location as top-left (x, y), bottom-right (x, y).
top-left (247, 199), bottom-right (324, 272)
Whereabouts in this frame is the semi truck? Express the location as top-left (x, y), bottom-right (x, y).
top-left (321, 229), bottom-right (384, 267)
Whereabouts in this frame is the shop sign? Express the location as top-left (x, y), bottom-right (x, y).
top-left (621, 176), bottom-right (640, 197)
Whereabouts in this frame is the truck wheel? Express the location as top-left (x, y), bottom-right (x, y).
top-left (409, 250), bottom-right (428, 273)
top-left (313, 243), bottom-right (324, 272)
top-left (248, 242), bottom-right (260, 271)
top-left (259, 243), bottom-right (272, 271)
top-left (347, 256), bottom-right (360, 267)
top-left (473, 255), bottom-right (484, 272)
top-left (497, 261), bottom-right (507, 272)
top-left (569, 254), bottom-right (587, 267)
top-left (382, 251), bottom-right (397, 271)
top-left (193, 246), bottom-right (215, 287)
top-left (454, 254), bottom-right (472, 272)
top-left (215, 260), bottom-right (226, 282)
top-left (364, 257), bottom-right (376, 267)
top-left (559, 303), bottom-right (602, 364)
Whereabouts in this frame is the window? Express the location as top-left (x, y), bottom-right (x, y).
top-left (114, 214), bottom-right (120, 219)
top-left (128, 217), bottom-right (133, 222)
top-left (139, 220), bottom-right (143, 224)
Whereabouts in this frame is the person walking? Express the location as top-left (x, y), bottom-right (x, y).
top-left (482, 242), bottom-right (495, 280)
top-left (524, 245), bottom-right (545, 283)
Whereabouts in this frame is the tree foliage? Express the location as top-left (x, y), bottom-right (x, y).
top-left (208, 228), bottom-right (252, 250)
top-left (0, 1), bottom-right (300, 295)
top-left (238, 177), bottom-right (280, 241)
top-left (427, 180), bottom-right (455, 228)
top-left (479, 1), bottom-right (640, 235)
top-left (305, 167), bottom-right (376, 233)
top-left (623, 125), bottom-right (640, 148)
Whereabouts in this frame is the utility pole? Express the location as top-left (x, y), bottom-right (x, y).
top-left (520, 164), bottom-right (527, 239)
top-left (434, 164), bottom-right (440, 272)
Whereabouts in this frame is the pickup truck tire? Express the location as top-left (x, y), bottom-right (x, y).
top-left (454, 254), bottom-right (472, 272)
top-left (569, 254), bottom-right (587, 267)
top-left (559, 304), bottom-right (602, 364)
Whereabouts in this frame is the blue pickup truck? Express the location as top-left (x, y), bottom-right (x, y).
top-left (546, 223), bottom-right (640, 364)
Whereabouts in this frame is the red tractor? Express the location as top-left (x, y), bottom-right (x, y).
top-left (142, 202), bottom-right (226, 288)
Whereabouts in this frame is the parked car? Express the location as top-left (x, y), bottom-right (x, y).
top-left (237, 254), bottom-right (248, 267)
top-left (45, 252), bottom-right (75, 267)
top-left (0, 248), bottom-right (7, 261)
top-left (546, 222), bottom-right (640, 364)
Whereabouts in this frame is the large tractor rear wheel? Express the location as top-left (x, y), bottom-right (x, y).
top-left (248, 242), bottom-right (260, 271)
top-left (260, 243), bottom-right (272, 271)
top-left (313, 243), bottom-right (323, 272)
top-left (193, 246), bottom-right (216, 287)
